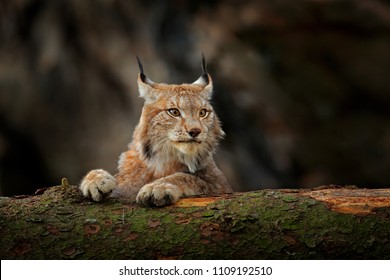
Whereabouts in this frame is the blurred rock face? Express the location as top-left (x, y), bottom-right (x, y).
top-left (0, 0), bottom-right (389, 195)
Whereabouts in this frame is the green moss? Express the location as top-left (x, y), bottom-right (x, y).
top-left (281, 195), bottom-right (299, 203)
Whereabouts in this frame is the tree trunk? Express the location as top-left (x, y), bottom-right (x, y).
top-left (0, 182), bottom-right (389, 259)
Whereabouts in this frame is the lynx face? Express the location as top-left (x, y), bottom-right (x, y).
top-left (134, 59), bottom-right (225, 175)
top-left (137, 83), bottom-right (224, 175)
top-left (159, 89), bottom-right (216, 154)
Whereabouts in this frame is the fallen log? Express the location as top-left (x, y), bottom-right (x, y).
top-left (0, 181), bottom-right (389, 259)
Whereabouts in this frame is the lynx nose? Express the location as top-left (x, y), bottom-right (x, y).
top-left (188, 128), bottom-right (201, 138)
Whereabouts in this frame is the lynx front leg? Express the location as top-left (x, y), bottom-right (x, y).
top-left (136, 172), bottom-right (205, 207)
top-left (80, 169), bottom-right (116, 202)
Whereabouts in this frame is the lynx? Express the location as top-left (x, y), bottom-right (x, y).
top-left (79, 56), bottom-right (232, 206)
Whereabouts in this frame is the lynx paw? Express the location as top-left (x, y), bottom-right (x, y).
top-left (80, 169), bottom-right (116, 202)
top-left (136, 182), bottom-right (181, 207)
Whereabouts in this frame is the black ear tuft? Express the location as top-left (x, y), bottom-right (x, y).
top-left (201, 52), bottom-right (207, 73)
top-left (136, 56), bottom-right (146, 82)
top-left (201, 53), bottom-right (209, 84)
top-left (136, 56), bottom-right (144, 74)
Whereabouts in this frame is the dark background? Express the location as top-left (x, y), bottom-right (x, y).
top-left (1, 0), bottom-right (389, 196)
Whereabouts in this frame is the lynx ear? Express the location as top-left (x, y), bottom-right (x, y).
top-left (192, 54), bottom-right (213, 100)
top-left (136, 56), bottom-right (158, 103)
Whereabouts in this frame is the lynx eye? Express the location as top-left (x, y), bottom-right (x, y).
top-left (167, 108), bottom-right (181, 118)
top-left (198, 109), bottom-right (209, 118)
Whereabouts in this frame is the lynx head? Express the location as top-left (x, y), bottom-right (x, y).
top-left (134, 55), bottom-right (225, 174)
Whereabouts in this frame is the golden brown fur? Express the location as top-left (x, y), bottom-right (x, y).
top-left (80, 58), bottom-right (232, 206)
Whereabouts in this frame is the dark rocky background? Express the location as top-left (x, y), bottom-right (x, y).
top-left (1, 0), bottom-right (389, 196)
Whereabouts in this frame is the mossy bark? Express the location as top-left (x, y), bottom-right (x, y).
top-left (0, 184), bottom-right (389, 259)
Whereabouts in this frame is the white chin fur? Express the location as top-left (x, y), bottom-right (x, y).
top-left (173, 142), bottom-right (199, 155)
top-left (146, 140), bottom-right (204, 175)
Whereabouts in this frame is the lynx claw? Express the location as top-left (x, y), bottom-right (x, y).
top-left (136, 182), bottom-right (180, 207)
top-left (80, 169), bottom-right (116, 202)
